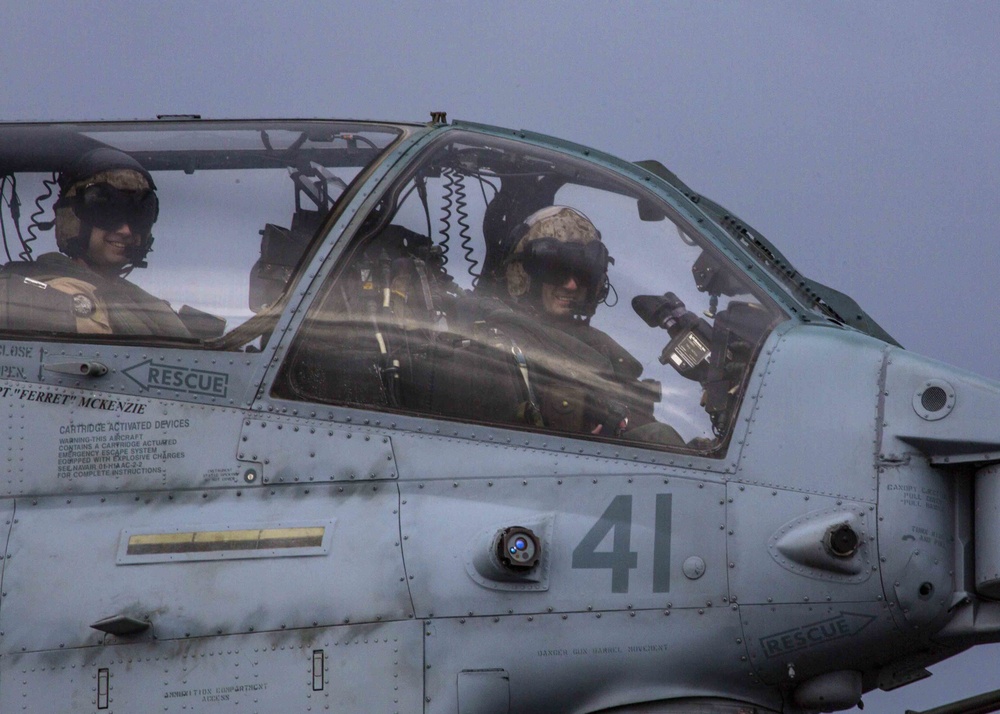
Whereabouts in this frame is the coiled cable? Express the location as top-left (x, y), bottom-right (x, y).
top-left (441, 168), bottom-right (480, 284)
top-left (24, 172), bottom-right (57, 261)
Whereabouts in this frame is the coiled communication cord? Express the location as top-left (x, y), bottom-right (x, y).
top-left (24, 172), bottom-right (57, 261)
top-left (440, 168), bottom-right (480, 284)
top-left (0, 173), bottom-right (57, 264)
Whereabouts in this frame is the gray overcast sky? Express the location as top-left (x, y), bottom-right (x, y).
top-left (3, 2), bottom-right (999, 711)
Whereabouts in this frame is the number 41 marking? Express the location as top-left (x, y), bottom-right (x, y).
top-left (571, 494), bottom-right (672, 594)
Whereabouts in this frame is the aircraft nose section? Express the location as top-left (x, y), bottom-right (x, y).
top-left (879, 346), bottom-right (1000, 622)
top-left (881, 348), bottom-right (1000, 467)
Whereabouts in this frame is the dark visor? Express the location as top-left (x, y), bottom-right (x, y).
top-left (520, 237), bottom-right (613, 288)
top-left (71, 182), bottom-right (159, 234)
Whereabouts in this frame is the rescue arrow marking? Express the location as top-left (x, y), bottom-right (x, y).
top-left (759, 612), bottom-right (877, 657)
top-left (123, 359), bottom-right (229, 398)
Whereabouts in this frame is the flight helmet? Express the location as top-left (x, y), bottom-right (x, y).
top-left (504, 205), bottom-right (613, 318)
top-left (54, 147), bottom-right (159, 269)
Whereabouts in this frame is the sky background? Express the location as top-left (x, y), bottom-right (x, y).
top-left (3, 2), bottom-right (1000, 712)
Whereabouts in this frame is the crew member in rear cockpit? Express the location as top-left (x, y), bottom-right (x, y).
top-left (0, 148), bottom-right (189, 337)
top-left (497, 205), bottom-right (682, 445)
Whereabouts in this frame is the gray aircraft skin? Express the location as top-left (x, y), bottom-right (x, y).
top-left (0, 116), bottom-right (997, 714)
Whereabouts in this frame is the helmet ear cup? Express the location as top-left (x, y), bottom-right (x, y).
top-left (54, 200), bottom-right (84, 256)
top-left (504, 220), bottom-right (533, 298)
top-left (505, 261), bottom-right (530, 298)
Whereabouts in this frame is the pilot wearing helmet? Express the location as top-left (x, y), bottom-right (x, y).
top-left (0, 148), bottom-right (189, 337)
top-left (497, 205), bottom-right (682, 444)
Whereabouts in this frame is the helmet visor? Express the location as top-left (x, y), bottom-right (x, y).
top-left (521, 237), bottom-right (612, 289)
top-left (73, 182), bottom-right (159, 234)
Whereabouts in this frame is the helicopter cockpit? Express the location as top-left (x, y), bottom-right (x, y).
top-left (0, 120), bottom-right (405, 341)
top-left (273, 130), bottom-right (786, 453)
top-left (0, 120), bottom-right (787, 455)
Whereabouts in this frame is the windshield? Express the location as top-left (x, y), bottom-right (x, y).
top-left (275, 130), bottom-right (787, 452)
top-left (0, 120), bottom-right (405, 345)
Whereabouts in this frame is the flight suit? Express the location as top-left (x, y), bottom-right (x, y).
top-left (488, 308), bottom-right (683, 445)
top-left (0, 253), bottom-right (190, 338)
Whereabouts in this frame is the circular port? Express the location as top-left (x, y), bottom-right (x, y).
top-left (921, 386), bottom-right (948, 412)
top-left (496, 526), bottom-right (541, 570)
top-left (826, 524), bottom-right (860, 557)
top-left (913, 379), bottom-right (956, 421)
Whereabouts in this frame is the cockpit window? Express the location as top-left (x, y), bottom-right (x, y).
top-left (275, 131), bottom-right (787, 454)
top-left (0, 121), bottom-right (403, 346)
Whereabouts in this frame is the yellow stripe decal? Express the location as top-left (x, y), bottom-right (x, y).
top-left (126, 526), bottom-right (325, 555)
